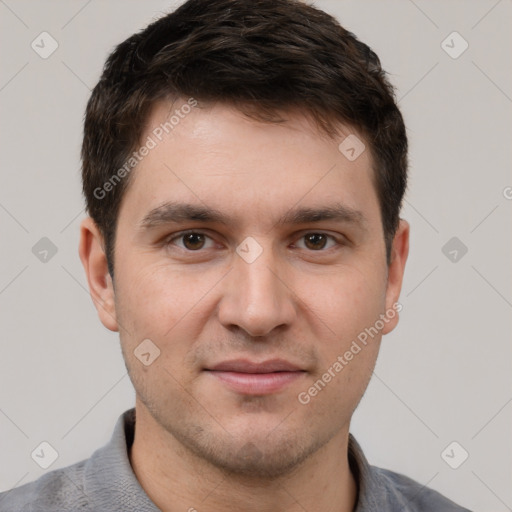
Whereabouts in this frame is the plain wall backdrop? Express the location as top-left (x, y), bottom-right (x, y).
top-left (0, 1), bottom-right (511, 511)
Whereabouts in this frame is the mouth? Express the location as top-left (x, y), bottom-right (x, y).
top-left (204, 359), bottom-right (307, 395)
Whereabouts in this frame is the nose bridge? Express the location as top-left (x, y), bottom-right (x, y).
top-left (218, 237), bottom-right (295, 337)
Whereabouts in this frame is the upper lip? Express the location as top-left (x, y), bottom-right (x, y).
top-left (206, 359), bottom-right (304, 373)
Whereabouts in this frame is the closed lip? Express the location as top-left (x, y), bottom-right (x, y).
top-left (205, 359), bottom-right (305, 373)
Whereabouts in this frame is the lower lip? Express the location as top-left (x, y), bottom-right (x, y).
top-left (206, 371), bottom-right (305, 395)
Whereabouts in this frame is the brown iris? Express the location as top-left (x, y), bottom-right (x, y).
top-left (303, 233), bottom-right (328, 250)
top-left (182, 233), bottom-right (206, 250)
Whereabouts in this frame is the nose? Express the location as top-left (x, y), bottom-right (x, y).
top-left (217, 242), bottom-right (297, 338)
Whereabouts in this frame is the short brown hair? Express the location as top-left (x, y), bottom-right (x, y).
top-left (81, 0), bottom-right (407, 278)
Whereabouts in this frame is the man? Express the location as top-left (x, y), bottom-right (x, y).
top-left (0, 0), bottom-right (472, 510)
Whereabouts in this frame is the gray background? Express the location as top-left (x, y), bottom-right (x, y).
top-left (0, 1), bottom-right (511, 510)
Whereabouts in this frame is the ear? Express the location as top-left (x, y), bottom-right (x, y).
top-left (382, 219), bottom-right (409, 334)
top-left (78, 217), bottom-right (119, 332)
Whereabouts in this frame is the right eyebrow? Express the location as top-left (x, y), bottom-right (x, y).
top-left (138, 202), bottom-right (230, 230)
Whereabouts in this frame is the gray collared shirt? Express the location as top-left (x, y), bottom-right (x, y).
top-left (0, 408), bottom-right (472, 511)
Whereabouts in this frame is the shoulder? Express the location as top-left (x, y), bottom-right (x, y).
top-left (372, 466), bottom-right (473, 512)
top-left (348, 434), bottom-right (473, 512)
top-left (0, 460), bottom-right (91, 512)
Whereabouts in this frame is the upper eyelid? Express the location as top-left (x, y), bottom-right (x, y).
top-left (166, 229), bottom-right (216, 243)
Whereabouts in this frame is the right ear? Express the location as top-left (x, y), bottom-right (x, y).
top-left (78, 217), bottom-right (119, 332)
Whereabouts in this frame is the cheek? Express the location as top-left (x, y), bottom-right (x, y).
top-left (298, 264), bottom-right (387, 344)
top-left (295, 332), bottom-right (380, 432)
top-left (293, 265), bottom-right (386, 405)
top-left (114, 266), bottom-right (206, 408)
top-left (114, 261), bottom-right (219, 363)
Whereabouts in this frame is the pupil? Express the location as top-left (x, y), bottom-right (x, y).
top-left (184, 233), bottom-right (204, 250)
top-left (306, 234), bottom-right (326, 250)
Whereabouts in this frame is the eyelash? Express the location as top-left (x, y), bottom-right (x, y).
top-left (164, 230), bottom-right (344, 253)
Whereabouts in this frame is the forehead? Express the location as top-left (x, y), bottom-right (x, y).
top-left (117, 100), bottom-right (380, 231)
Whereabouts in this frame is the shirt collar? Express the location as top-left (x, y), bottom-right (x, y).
top-left (348, 433), bottom-right (387, 511)
top-left (84, 408), bottom-right (159, 511)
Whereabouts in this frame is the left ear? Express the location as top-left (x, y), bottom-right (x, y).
top-left (382, 219), bottom-right (409, 334)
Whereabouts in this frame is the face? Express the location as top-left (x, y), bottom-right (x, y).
top-left (80, 100), bottom-right (408, 478)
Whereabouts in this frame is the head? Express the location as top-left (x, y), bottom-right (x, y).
top-left (79, 0), bottom-right (409, 478)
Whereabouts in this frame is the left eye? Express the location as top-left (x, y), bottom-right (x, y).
top-left (293, 233), bottom-right (339, 251)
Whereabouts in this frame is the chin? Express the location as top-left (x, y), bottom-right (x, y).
top-left (177, 422), bottom-right (327, 479)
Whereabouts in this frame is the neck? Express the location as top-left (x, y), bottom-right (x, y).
top-left (129, 403), bottom-right (358, 512)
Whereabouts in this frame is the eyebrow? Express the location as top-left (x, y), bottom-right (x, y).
top-left (138, 201), bottom-right (367, 231)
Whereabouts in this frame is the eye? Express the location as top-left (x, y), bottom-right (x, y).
top-left (293, 233), bottom-right (340, 251)
top-left (164, 230), bottom-right (343, 254)
top-left (166, 231), bottom-right (216, 251)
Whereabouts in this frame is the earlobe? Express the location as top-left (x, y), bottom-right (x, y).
top-left (78, 217), bottom-right (119, 332)
top-left (382, 219), bottom-right (410, 335)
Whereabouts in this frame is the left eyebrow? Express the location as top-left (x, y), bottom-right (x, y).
top-left (276, 204), bottom-right (366, 230)
top-left (137, 201), bottom-right (367, 232)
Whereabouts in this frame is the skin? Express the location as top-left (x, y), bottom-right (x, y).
top-left (79, 100), bottom-right (409, 512)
